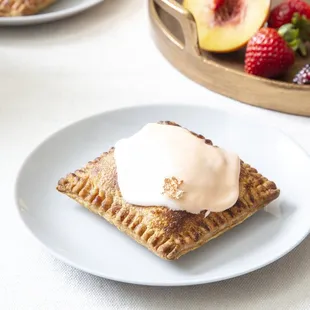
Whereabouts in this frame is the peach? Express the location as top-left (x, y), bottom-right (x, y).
top-left (183, 0), bottom-right (271, 52)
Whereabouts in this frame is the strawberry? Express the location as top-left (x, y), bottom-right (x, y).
top-left (245, 28), bottom-right (295, 78)
top-left (268, 0), bottom-right (310, 29)
top-left (207, 0), bottom-right (225, 10)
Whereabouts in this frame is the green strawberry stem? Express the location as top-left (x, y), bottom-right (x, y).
top-left (278, 13), bottom-right (310, 57)
top-left (292, 13), bottom-right (310, 42)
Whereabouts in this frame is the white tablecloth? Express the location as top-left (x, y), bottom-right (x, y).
top-left (1, 1), bottom-right (310, 309)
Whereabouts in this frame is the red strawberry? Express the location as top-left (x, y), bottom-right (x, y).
top-left (268, 0), bottom-right (310, 28)
top-left (245, 28), bottom-right (295, 78)
top-left (207, 0), bottom-right (225, 10)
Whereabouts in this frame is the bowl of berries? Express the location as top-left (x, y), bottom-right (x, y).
top-left (149, 0), bottom-right (310, 116)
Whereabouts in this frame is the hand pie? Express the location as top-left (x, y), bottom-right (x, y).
top-left (57, 122), bottom-right (280, 260)
top-left (0, 0), bottom-right (55, 17)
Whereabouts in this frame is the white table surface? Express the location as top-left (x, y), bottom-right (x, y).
top-left (1, 1), bottom-right (310, 309)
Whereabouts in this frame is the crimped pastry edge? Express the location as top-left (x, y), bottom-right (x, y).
top-left (64, 190), bottom-right (275, 260)
top-left (57, 155), bottom-right (280, 260)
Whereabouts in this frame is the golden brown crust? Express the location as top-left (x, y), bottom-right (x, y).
top-left (0, 0), bottom-right (55, 17)
top-left (57, 122), bottom-right (280, 260)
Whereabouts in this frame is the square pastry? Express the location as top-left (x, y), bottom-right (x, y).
top-left (57, 122), bottom-right (280, 260)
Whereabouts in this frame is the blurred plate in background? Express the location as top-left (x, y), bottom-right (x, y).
top-left (0, 0), bottom-right (105, 26)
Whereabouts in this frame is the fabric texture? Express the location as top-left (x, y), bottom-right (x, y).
top-left (2, 235), bottom-right (310, 309)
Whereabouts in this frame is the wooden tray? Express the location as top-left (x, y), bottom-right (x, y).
top-left (149, 0), bottom-right (310, 116)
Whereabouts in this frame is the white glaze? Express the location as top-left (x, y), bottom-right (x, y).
top-left (114, 123), bottom-right (240, 214)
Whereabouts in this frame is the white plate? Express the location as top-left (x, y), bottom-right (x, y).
top-left (0, 0), bottom-right (105, 26)
top-left (15, 104), bottom-right (310, 286)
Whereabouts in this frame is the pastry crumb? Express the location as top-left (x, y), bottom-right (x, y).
top-left (162, 177), bottom-right (184, 200)
top-left (204, 210), bottom-right (211, 218)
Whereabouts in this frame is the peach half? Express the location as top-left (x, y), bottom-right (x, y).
top-left (183, 0), bottom-right (271, 52)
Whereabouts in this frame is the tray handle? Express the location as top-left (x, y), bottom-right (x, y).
top-left (150, 0), bottom-right (201, 57)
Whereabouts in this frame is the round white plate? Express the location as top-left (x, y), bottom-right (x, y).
top-left (0, 0), bottom-right (105, 26)
top-left (15, 104), bottom-right (310, 286)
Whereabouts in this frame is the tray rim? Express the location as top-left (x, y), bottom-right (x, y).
top-left (149, 0), bottom-right (310, 116)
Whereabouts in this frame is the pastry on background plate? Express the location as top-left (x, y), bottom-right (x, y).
top-left (57, 121), bottom-right (280, 260)
top-left (0, 0), bottom-right (55, 17)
